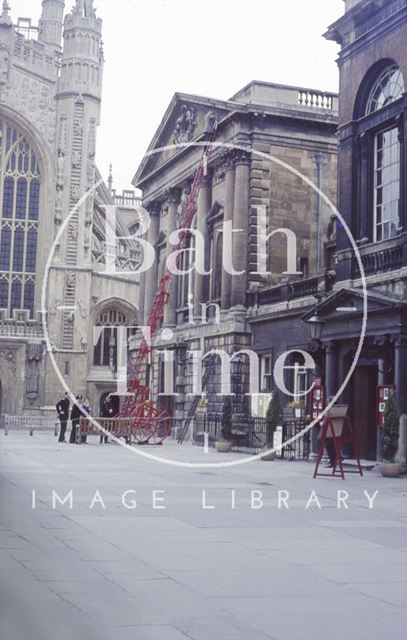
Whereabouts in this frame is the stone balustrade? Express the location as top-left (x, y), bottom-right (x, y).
top-left (297, 91), bottom-right (335, 110)
top-left (112, 190), bottom-right (142, 208)
top-left (0, 321), bottom-right (44, 339)
top-left (351, 234), bottom-right (407, 278)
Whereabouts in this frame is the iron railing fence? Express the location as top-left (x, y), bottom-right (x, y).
top-left (192, 413), bottom-right (311, 460)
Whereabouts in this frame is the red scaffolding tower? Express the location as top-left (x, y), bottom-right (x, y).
top-left (118, 122), bottom-right (218, 444)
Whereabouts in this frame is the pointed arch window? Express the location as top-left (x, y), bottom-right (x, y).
top-left (93, 307), bottom-right (136, 368)
top-left (0, 119), bottom-right (41, 317)
top-left (366, 65), bottom-right (404, 114)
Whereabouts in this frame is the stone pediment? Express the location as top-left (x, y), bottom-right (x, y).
top-left (301, 287), bottom-right (406, 323)
top-left (133, 93), bottom-right (230, 188)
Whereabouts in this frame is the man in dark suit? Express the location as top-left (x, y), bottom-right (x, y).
top-left (69, 395), bottom-right (85, 444)
top-left (56, 392), bottom-right (70, 443)
top-left (100, 394), bottom-right (115, 443)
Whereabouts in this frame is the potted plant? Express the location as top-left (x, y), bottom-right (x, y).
top-left (381, 392), bottom-right (401, 477)
top-left (216, 396), bottom-right (233, 452)
top-left (261, 391), bottom-right (280, 461)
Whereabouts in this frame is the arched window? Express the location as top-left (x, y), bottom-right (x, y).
top-left (93, 307), bottom-right (134, 368)
top-left (366, 65), bottom-right (404, 114)
top-left (0, 119), bottom-right (40, 317)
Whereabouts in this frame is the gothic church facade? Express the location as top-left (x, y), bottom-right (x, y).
top-left (0, 0), bottom-right (139, 417)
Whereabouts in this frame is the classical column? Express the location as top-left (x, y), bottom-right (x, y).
top-left (231, 150), bottom-right (250, 308)
top-left (143, 203), bottom-right (160, 322)
top-left (194, 175), bottom-right (211, 317)
top-left (324, 341), bottom-right (339, 399)
top-left (164, 188), bottom-right (180, 326)
top-left (395, 335), bottom-right (407, 463)
top-left (221, 153), bottom-right (235, 310)
top-left (138, 270), bottom-right (146, 326)
top-left (395, 336), bottom-right (407, 415)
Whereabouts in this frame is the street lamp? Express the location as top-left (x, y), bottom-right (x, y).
top-left (306, 312), bottom-right (325, 342)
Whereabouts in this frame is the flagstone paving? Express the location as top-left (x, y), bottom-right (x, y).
top-left (1, 433), bottom-right (406, 640)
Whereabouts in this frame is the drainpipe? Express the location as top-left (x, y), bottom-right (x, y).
top-left (313, 153), bottom-right (328, 272)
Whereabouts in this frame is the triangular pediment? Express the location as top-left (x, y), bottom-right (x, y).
top-left (133, 93), bottom-right (231, 188)
top-left (302, 287), bottom-right (406, 323)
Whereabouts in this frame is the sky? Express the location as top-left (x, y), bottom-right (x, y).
top-left (11, 0), bottom-right (344, 191)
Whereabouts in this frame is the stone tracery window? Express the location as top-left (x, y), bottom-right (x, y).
top-left (366, 65), bottom-right (404, 114)
top-left (0, 119), bottom-right (40, 317)
top-left (94, 308), bottom-right (128, 367)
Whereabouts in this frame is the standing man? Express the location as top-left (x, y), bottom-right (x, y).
top-left (70, 395), bottom-right (85, 444)
top-left (56, 392), bottom-right (70, 443)
top-left (100, 394), bottom-right (116, 443)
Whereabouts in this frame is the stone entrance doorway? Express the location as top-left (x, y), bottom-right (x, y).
top-left (350, 365), bottom-right (378, 460)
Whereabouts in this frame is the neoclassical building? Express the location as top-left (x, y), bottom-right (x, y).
top-left (252, 0), bottom-right (407, 461)
top-left (312, 0), bottom-right (407, 460)
top-left (0, 1), bottom-right (140, 417)
top-left (134, 81), bottom-right (338, 437)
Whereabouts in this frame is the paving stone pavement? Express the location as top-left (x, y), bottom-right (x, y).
top-left (0, 433), bottom-right (406, 640)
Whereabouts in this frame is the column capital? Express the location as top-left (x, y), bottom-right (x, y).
top-left (163, 187), bottom-right (181, 208)
top-left (395, 335), bottom-right (407, 348)
top-left (233, 148), bottom-right (251, 165)
top-left (145, 200), bottom-right (161, 217)
top-left (219, 149), bottom-right (236, 171)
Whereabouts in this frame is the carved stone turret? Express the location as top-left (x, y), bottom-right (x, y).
top-left (60, 0), bottom-right (103, 99)
top-left (38, 0), bottom-right (65, 49)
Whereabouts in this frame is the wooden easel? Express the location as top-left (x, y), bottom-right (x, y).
top-left (313, 405), bottom-right (363, 480)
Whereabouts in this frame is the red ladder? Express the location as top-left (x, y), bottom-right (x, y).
top-left (119, 122), bottom-right (218, 436)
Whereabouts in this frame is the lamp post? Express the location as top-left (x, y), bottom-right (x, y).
top-left (306, 312), bottom-right (325, 343)
top-left (304, 308), bottom-right (326, 458)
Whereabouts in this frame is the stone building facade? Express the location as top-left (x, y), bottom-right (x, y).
top-left (134, 82), bottom-right (338, 437)
top-left (311, 0), bottom-right (407, 461)
top-left (247, 0), bottom-right (407, 462)
top-left (0, 1), bottom-right (140, 418)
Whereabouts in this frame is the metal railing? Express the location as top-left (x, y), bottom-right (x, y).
top-left (192, 413), bottom-right (311, 460)
top-left (3, 415), bottom-right (58, 436)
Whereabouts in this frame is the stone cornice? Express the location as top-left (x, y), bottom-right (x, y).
top-left (325, 0), bottom-right (407, 63)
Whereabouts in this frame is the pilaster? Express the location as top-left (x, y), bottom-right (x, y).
top-left (194, 176), bottom-right (211, 317)
top-left (221, 152), bottom-right (235, 310)
top-left (164, 188), bottom-right (180, 326)
top-left (231, 149), bottom-right (250, 308)
top-left (143, 203), bottom-right (161, 322)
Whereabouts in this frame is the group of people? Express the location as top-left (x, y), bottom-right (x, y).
top-left (56, 393), bottom-right (91, 444)
top-left (56, 392), bottom-right (117, 444)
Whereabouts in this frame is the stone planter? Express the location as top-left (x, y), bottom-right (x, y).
top-left (215, 440), bottom-right (232, 453)
top-left (380, 462), bottom-right (402, 478)
top-left (260, 448), bottom-right (275, 461)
